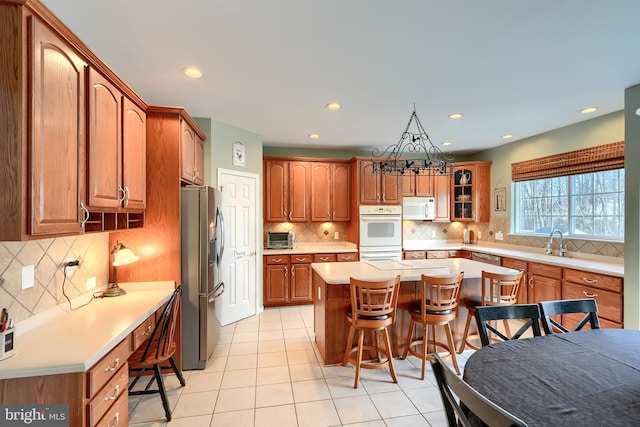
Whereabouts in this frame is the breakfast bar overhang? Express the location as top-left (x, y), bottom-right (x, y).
top-left (311, 258), bottom-right (519, 365)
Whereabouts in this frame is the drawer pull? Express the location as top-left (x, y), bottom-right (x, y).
top-left (528, 277), bottom-right (534, 288)
top-left (141, 324), bottom-right (153, 336)
top-left (105, 384), bottom-right (120, 401)
top-left (104, 358), bottom-right (120, 372)
top-left (583, 291), bottom-right (598, 298)
top-left (319, 257), bottom-right (329, 261)
top-left (107, 413), bottom-right (120, 427)
top-left (342, 256), bottom-right (352, 260)
top-left (582, 277), bottom-right (598, 284)
top-left (295, 258), bottom-right (306, 262)
top-left (273, 258), bottom-right (282, 263)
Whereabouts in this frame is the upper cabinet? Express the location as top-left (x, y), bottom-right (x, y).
top-left (180, 119), bottom-right (205, 185)
top-left (358, 160), bottom-right (401, 205)
top-left (264, 160), bottom-right (311, 222)
top-left (451, 161), bottom-right (492, 222)
top-left (122, 98), bottom-right (147, 210)
top-left (401, 170), bottom-right (434, 197)
top-left (311, 162), bottom-right (351, 222)
top-left (0, 1), bottom-right (148, 240)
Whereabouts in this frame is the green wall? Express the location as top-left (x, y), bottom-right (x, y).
top-left (625, 85), bottom-right (640, 329)
top-left (263, 146), bottom-right (370, 159)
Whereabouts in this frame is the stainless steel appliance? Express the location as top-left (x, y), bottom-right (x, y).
top-left (402, 197), bottom-right (436, 220)
top-left (359, 205), bottom-right (403, 261)
top-left (266, 231), bottom-right (294, 249)
top-left (471, 252), bottom-right (501, 266)
top-left (181, 186), bottom-right (225, 370)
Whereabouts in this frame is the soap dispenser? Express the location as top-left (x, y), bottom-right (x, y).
top-left (544, 241), bottom-right (552, 255)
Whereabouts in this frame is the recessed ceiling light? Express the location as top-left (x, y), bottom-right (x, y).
top-left (502, 134), bottom-right (513, 140)
top-left (182, 67), bottom-right (203, 78)
top-left (441, 141), bottom-right (452, 146)
top-left (448, 113), bottom-right (463, 119)
top-left (325, 102), bottom-right (341, 110)
top-left (308, 133), bottom-right (320, 139)
top-left (580, 107), bottom-right (598, 114)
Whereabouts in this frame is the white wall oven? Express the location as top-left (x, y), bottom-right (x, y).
top-left (359, 205), bottom-right (402, 261)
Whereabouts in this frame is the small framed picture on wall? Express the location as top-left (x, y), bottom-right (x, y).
top-left (494, 187), bottom-right (506, 211)
top-left (232, 141), bottom-right (246, 166)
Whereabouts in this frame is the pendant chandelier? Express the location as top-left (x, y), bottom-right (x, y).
top-left (371, 106), bottom-right (454, 176)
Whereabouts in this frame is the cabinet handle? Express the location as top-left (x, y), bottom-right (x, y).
top-left (284, 266), bottom-right (288, 276)
top-left (104, 357), bottom-right (120, 372)
top-left (273, 258), bottom-right (282, 263)
top-left (319, 257), bottom-right (329, 261)
top-left (333, 211), bottom-right (336, 220)
top-left (295, 258), bottom-right (306, 262)
top-left (141, 324), bottom-right (152, 336)
top-left (342, 256), bottom-right (352, 260)
top-left (107, 413), bottom-right (120, 427)
top-left (283, 210), bottom-right (288, 220)
top-left (104, 384), bottom-right (120, 401)
top-left (582, 277), bottom-right (598, 284)
top-left (291, 266), bottom-right (295, 276)
top-left (528, 277), bottom-right (534, 288)
top-left (80, 202), bottom-right (90, 227)
top-left (124, 186), bottom-right (130, 207)
top-left (288, 212), bottom-right (292, 221)
top-left (583, 291), bottom-right (599, 298)
top-left (193, 167), bottom-right (199, 179)
top-left (117, 185), bottom-right (126, 204)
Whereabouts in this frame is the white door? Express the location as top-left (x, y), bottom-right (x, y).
top-left (217, 168), bottom-right (259, 325)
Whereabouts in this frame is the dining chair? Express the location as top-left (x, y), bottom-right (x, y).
top-left (342, 275), bottom-right (401, 388)
top-left (128, 286), bottom-right (186, 421)
top-left (431, 353), bottom-right (528, 427)
top-left (475, 304), bottom-right (542, 347)
top-left (458, 270), bottom-right (524, 353)
top-left (538, 298), bottom-right (600, 335)
top-left (401, 272), bottom-right (464, 378)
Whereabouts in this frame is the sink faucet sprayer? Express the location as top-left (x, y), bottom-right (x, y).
top-left (545, 228), bottom-right (567, 257)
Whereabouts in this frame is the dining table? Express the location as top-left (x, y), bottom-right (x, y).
top-left (462, 328), bottom-right (640, 427)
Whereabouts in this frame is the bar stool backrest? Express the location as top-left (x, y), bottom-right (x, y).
top-left (421, 272), bottom-right (464, 316)
top-left (482, 271), bottom-right (524, 306)
top-left (350, 275), bottom-right (400, 325)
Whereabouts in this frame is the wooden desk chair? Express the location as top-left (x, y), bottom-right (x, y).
top-left (128, 286), bottom-right (186, 421)
top-left (342, 275), bottom-right (401, 389)
top-left (401, 272), bottom-right (464, 378)
top-left (458, 270), bottom-right (524, 353)
top-left (431, 353), bottom-right (528, 427)
top-left (539, 298), bottom-right (600, 335)
top-left (475, 304), bottom-right (542, 347)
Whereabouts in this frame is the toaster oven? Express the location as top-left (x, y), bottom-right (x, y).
top-left (266, 231), bottom-right (294, 249)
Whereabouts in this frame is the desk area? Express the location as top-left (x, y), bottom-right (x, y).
top-left (0, 281), bottom-right (175, 426)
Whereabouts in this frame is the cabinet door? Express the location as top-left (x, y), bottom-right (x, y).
top-left (332, 163), bottom-right (351, 221)
top-left (194, 136), bottom-right (205, 185)
top-left (433, 174), bottom-right (450, 221)
top-left (88, 69), bottom-right (122, 209)
top-left (290, 263), bottom-right (313, 303)
top-left (381, 174), bottom-right (401, 204)
top-left (400, 171), bottom-right (415, 197)
top-left (359, 161), bottom-right (379, 204)
top-left (502, 258), bottom-right (528, 304)
top-left (451, 167), bottom-right (473, 221)
top-left (264, 160), bottom-right (288, 222)
top-left (122, 98), bottom-right (146, 210)
top-left (415, 171), bottom-right (434, 197)
top-left (311, 163), bottom-right (331, 222)
top-left (530, 275), bottom-right (561, 304)
top-left (180, 120), bottom-right (196, 183)
top-left (264, 264), bottom-right (289, 305)
top-left (30, 19), bottom-right (86, 235)
top-left (288, 162), bottom-right (311, 222)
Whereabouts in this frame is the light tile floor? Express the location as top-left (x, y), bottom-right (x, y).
top-left (128, 305), bottom-right (475, 427)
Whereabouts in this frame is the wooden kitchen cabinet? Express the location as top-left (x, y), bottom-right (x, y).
top-left (291, 257), bottom-right (313, 303)
top-left (563, 268), bottom-right (623, 328)
top-left (501, 257), bottom-right (529, 304)
top-left (121, 97), bottom-right (147, 210)
top-left (451, 161), bottom-right (491, 222)
top-left (264, 254), bottom-right (314, 306)
top-left (433, 174), bottom-right (451, 221)
top-left (180, 119), bottom-right (205, 185)
top-left (401, 170), bottom-right (435, 197)
top-left (311, 162), bottom-right (351, 221)
top-left (264, 160), bottom-right (311, 222)
top-left (404, 251), bottom-right (427, 260)
top-left (358, 160), bottom-right (401, 205)
top-left (527, 261), bottom-right (562, 303)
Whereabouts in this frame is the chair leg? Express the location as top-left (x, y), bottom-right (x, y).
top-left (444, 323), bottom-right (461, 375)
top-left (458, 311), bottom-right (474, 354)
top-left (382, 327), bottom-right (397, 383)
top-left (503, 319), bottom-right (512, 338)
top-left (154, 363), bottom-right (172, 422)
top-left (401, 319), bottom-right (416, 359)
top-left (354, 329), bottom-right (365, 389)
top-left (342, 324), bottom-right (355, 366)
top-left (421, 322), bottom-right (428, 380)
top-left (371, 330), bottom-right (381, 362)
top-left (169, 356), bottom-right (186, 386)
top-left (128, 367), bottom-right (146, 392)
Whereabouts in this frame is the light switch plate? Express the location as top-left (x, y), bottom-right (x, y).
top-left (334, 232), bottom-right (339, 240)
top-left (86, 276), bottom-right (97, 291)
top-left (22, 265), bottom-right (35, 289)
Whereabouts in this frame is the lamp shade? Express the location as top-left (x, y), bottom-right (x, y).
top-left (112, 244), bottom-right (140, 266)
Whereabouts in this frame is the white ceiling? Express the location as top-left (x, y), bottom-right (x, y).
top-left (43, 0), bottom-right (640, 154)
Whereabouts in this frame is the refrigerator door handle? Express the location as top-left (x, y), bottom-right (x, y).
top-left (209, 282), bottom-right (225, 302)
top-left (216, 206), bottom-right (225, 267)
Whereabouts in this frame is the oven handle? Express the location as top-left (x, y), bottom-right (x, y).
top-left (360, 215), bottom-right (402, 222)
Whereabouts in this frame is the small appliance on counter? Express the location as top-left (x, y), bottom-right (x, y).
top-left (266, 231), bottom-right (294, 249)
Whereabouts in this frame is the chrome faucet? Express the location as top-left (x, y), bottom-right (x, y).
top-left (547, 228), bottom-right (567, 257)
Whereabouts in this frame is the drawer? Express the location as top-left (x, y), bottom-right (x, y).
top-left (404, 251), bottom-right (426, 260)
top-left (95, 388), bottom-right (129, 427)
top-left (563, 268), bottom-right (622, 293)
top-left (527, 262), bottom-right (562, 279)
top-left (502, 257), bottom-right (527, 271)
top-left (337, 253), bottom-right (358, 262)
top-left (131, 315), bottom-right (155, 351)
top-left (314, 254), bottom-right (336, 263)
top-left (87, 364), bottom-right (128, 426)
top-left (427, 251), bottom-right (448, 259)
top-left (265, 255), bottom-right (290, 265)
top-left (291, 254), bottom-right (313, 263)
top-left (86, 336), bottom-right (130, 398)
top-left (563, 281), bottom-right (623, 324)
top-left (449, 250), bottom-right (471, 259)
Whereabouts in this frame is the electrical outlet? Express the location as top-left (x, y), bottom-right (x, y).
top-left (496, 231), bottom-right (504, 241)
top-left (478, 231), bottom-right (482, 239)
top-left (334, 232), bottom-right (339, 240)
top-left (86, 276), bottom-right (97, 291)
top-left (22, 265), bottom-right (35, 289)
top-left (431, 230), bottom-right (436, 238)
top-left (64, 258), bottom-right (80, 277)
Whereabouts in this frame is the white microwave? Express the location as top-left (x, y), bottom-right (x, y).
top-left (402, 197), bottom-right (436, 220)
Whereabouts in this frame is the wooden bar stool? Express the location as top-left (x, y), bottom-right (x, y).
top-left (342, 275), bottom-right (401, 389)
top-left (401, 272), bottom-right (464, 378)
top-left (457, 270), bottom-right (524, 353)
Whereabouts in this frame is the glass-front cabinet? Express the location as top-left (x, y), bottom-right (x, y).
top-left (451, 161), bottom-right (492, 222)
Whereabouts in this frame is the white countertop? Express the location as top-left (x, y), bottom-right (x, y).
top-left (0, 281), bottom-right (175, 379)
top-left (403, 240), bottom-right (624, 277)
top-left (264, 241), bottom-right (358, 255)
top-left (311, 258), bottom-right (519, 285)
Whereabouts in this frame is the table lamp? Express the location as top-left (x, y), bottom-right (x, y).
top-left (104, 241), bottom-right (140, 297)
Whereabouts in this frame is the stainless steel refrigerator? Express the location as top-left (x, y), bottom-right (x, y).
top-left (181, 186), bottom-right (225, 370)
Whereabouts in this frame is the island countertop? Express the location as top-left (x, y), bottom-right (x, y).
top-left (311, 258), bottom-right (518, 285)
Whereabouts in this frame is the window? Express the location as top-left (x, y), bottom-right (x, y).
top-left (513, 169), bottom-right (624, 240)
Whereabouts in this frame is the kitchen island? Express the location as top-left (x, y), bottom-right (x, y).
top-left (311, 258), bottom-right (518, 365)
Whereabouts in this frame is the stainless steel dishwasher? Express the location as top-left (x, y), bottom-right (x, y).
top-left (471, 252), bottom-right (502, 266)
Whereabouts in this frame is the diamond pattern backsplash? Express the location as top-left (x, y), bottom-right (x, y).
top-left (0, 233), bottom-right (110, 324)
top-left (264, 222), bottom-right (349, 244)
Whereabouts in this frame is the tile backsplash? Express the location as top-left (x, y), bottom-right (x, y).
top-left (0, 233), bottom-right (109, 323)
top-left (264, 222), bottom-right (348, 244)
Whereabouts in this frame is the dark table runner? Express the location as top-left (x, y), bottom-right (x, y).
top-left (463, 329), bottom-right (640, 427)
